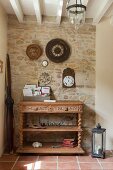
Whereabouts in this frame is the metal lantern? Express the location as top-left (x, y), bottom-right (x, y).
top-left (92, 123), bottom-right (106, 159)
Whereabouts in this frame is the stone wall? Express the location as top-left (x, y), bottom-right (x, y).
top-left (8, 15), bottom-right (96, 151)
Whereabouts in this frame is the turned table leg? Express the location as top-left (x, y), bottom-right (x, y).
top-left (19, 111), bottom-right (23, 147)
top-left (78, 113), bottom-right (82, 147)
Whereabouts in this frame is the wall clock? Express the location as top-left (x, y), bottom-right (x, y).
top-left (26, 44), bottom-right (42, 60)
top-left (42, 60), bottom-right (48, 67)
top-left (62, 68), bottom-right (76, 88)
top-left (46, 38), bottom-right (70, 63)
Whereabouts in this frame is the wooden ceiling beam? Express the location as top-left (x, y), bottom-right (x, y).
top-left (93, 0), bottom-right (113, 24)
top-left (56, 0), bottom-right (63, 25)
top-left (9, 0), bottom-right (23, 23)
top-left (33, 0), bottom-right (42, 24)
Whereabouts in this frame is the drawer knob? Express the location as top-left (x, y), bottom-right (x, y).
top-left (65, 107), bottom-right (68, 111)
top-left (35, 107), bottom-right (38, 111)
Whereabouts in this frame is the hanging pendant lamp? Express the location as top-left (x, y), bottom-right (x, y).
top-left (66, 0), bottom-right (86, 29)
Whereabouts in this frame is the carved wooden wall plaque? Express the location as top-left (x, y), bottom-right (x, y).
top-left (0, 60), bottom-right (3, 73)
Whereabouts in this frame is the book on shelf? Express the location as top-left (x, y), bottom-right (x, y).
top-left (63, 138), bottom-right (75, 142)
top-left (63, 141), bottom-right (75, 145)
top-left (44, 100), bottom-right (56, 102)
top-left (62, 144), bottom-right (75, 148)
top-left (62, 138), bottom-right (76, 147)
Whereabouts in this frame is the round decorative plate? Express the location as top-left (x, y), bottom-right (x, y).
top-left (46, 38), bottom-right (70, 63)
top-left (26, 44), bottom-right (42, 60)
top-left (38, 72), bottom-right (51, 85)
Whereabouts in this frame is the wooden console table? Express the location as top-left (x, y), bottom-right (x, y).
top-left (17, 101), bottom-right (85, 154)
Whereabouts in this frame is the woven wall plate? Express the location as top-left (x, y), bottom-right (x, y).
top-left (46, 38), bottom-right (70, 63)
top-left (26, 44), bottom-right (42, 60)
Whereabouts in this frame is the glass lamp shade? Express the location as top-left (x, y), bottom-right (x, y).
top-left (66, 0), bottom-right (86, 29)
top-left (92, 124), bottom-right (106, 159)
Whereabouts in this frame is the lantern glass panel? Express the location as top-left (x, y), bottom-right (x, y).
top-left (93, 133), bottom-right (103, 154)
top-left (103, 131), bottom-right (106, 151)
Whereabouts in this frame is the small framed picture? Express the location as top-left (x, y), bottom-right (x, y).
top-left (41, 86), bottom-right (50, 95)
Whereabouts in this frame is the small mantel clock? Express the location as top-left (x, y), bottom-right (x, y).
top-left (62, 68), bottom-right (76, 88)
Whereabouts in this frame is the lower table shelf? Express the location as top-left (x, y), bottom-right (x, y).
top-left (17, 142), bottom-right (85, 154)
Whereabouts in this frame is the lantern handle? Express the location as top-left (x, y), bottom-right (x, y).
top-left (96, 123), bottom-right (101, 129)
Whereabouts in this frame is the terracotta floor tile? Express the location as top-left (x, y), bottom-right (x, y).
top-left (1, 152), bottom-right (113, 170)
top-left (101, 163), bottom-right (113, 169)
top-left (58, 156), bottom-right (77, 162)
top-left (105, 150), bottom-right (113, 155)
top-left (79, 163), bottom-right (102, 170)
top-left (0, 154), bottom-right (18, 162)
top-left (0, 162), bottom-right (14, 170)
top-left (58, 162), bottom-right (79, 170)
top-left (18, 155), bottom-right (38, 161)
top-left (78, 155), bottom-right (97, 162)
top-left (34, 161), bottom-right (57, 170)
top-left (98, 156), bottom-right (113, 162)
top-left (13, 161), bottom-right (34, 170)
top-left (38, 156), bottom-right (57, 162)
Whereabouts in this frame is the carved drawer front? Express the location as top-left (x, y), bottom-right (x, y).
top-left (22, 105), bottom-right (70, 113)
top-left (67, 105), bottom-right (83, 112)
top-left (21, 104), bottom-right (83, 113)
top-left (46, 106), bottom-right (69, 112)
top-left (22, 105), bottom-right (48, 112)
top-left (47, 105), bottom-right (83, 113)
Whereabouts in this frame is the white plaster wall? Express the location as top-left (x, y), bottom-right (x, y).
top-left (96, 17), bottom-right (113, 150)
top-left (0, 3), bottom-right (7, 156)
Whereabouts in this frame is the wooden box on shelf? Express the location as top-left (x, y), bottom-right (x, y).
top-left (17, 101), bottom-right (85, 154)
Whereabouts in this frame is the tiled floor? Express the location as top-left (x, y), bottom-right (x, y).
top-left (0, 151), bottom-right (113, 170)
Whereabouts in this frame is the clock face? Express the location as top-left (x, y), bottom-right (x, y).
top-left (63, 76), bottom-right (74, 87)
top-left (42, 60), bottom-right (48, 67)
